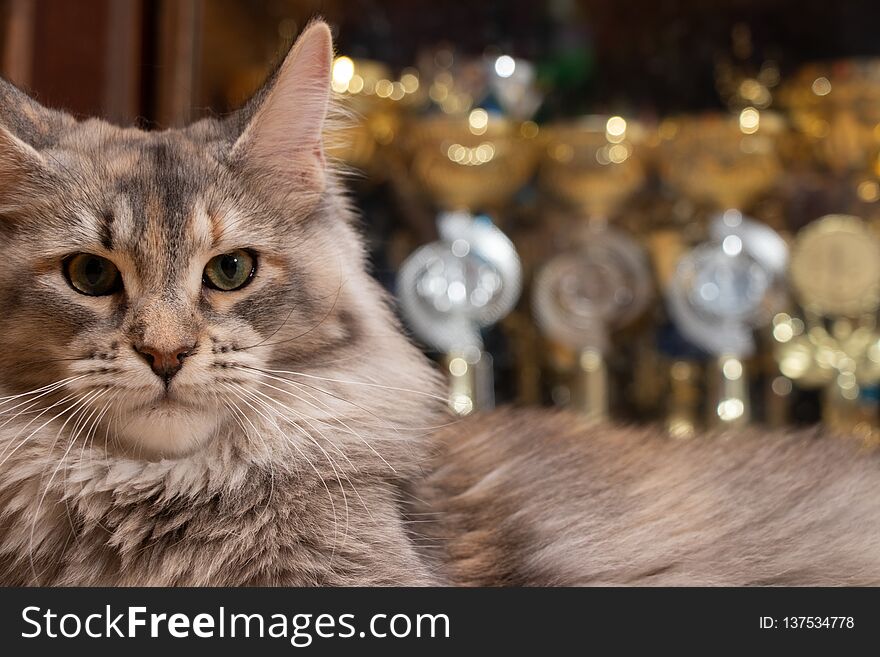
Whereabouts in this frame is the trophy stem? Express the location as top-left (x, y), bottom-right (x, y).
top-left (822, 380), bottom-right (860, 433)
top-left (709, 354), bottom-right (750, 427)
top-left (765, 375), bottom-right (793, 428)
top-left (855, 386), bottom-right (880, 444)
top-left (667, 360), bottom-right (700, 439)
top-left (504, 313), bottom-right (542, 405)
top-left (572, 348), bottom-right (608, 422)
top-left (444, 349), bottom-right (494, 416)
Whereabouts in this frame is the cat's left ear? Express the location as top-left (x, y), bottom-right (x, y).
top-left (231, 21), bottom-right (333, 206)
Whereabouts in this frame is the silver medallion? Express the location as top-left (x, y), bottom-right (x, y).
top-left (709, 209), bottom-right (788, 276)
top-left (532, 227), bottom-right (652, 352)
top-left (668, 243), bottom-right (769, 357)
top-left (669, 214), bottom-right (787, 358)
top-left (397, 212), bottom-right (522, 354)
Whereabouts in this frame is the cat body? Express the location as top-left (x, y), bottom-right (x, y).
top-left (415, 410), bottom-right (880, 586)
top-left (0, 22), bottom-right (877, 586)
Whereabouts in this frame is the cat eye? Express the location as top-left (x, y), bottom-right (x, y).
top-left (203, 249), bottom-right (257, 291)
top-left (63, 253), bottom-right (122, 296)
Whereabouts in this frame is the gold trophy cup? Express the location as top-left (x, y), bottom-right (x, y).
top-left (327, 56), bottom-right (424, 176)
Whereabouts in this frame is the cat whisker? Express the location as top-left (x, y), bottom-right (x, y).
top-left (222, 384), bottom-right (339, 555)
top-left (265, 381), bottom-right (408, 472)
top-left (0, 390), bottom-right (79, 433)
top-left (28, 387), bottom-right (110, 582)
top-left (239, 366), bottom-right (403, 434)
top-left (218, 394), bottom-right (277, 522)
top-left (0, 404), bottom-right (78, 420)
top-left (229, 383), bottom-right (356, 545)
top-left (37, 389), bottom-right (108, 475)
top-left (241, 383), bottom-right (374, 523)
top-left (236, 365), bottom-right (458, 432)
top-left (73, 389), bottom-right (119, 478)
top-left (0, 375), bottom-right (87, 410)
top-left (65, 390), bottom-right (119, 542)
top-left (246, 373), bottom-right (399, 478)
top-left (220, 396), bottom-right (256, 448)
top-left (102, 393), bottom-right (119, 457)
top-left (237, 363), bottom-right (449, 404)
top-left (0, 391), bottom-right (91, 470)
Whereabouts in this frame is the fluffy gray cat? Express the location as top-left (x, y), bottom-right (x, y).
top-left (0, 21), bottom-right (877, 586)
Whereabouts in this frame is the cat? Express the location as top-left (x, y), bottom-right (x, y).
top-left (0, 20), bottom-right (878, 586)
top-left (0, 21), bottom-right (445, 585)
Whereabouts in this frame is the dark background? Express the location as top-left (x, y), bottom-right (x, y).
top-left (3, 0), bottom-right (880, 125)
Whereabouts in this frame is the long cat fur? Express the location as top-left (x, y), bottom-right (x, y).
top-left (0, 21), bottom-right (877, 586)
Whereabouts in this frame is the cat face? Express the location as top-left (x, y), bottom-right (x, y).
top-left (0, 23), bottom-right (436, 459)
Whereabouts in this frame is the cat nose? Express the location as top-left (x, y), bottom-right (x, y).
top-left (133, 342), bottom-right (196, 383)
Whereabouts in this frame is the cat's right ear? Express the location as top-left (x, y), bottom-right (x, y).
top-left (0, 77), bottom-right (73, 148)
top-left (0, 124), bottom-right (47, 211)
top-left (0, 78), bottom-right (59, 211)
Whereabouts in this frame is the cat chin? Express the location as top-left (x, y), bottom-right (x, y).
top-left (117, 404), bottom-right (221, 458)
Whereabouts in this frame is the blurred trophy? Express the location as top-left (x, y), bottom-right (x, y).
top-left (532, 230), bottom-right (652, 421)
top-left (774, 214), bottom-right (880, 434)
top-left (534, 117), bottom-right (652, 420)
top-left (485, 54), bottom-right (544, 122)
top-left (398, 214), bottom-right (521, 415)
top-left (658, 112), bottom-right (783, 218)
top-left (778, 59), bottom-right (880, 243)
top-left (778, 60), bottom-right (880, 178)
top-left (668, 211), bottom-right (788, 428)
top-left (397, 112), bottom-right (537, 415)
top-left (541, 116), bottom-right (646, 227)
top-left (327, 56), bottom-right (424, 176)
top-left (659, 113), bottom-right (785, 430)
top-left (418, 46), bottom-right (488, 116)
